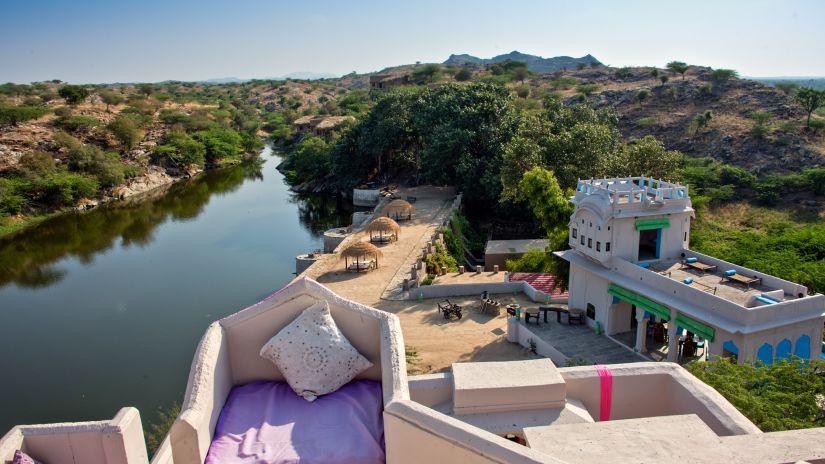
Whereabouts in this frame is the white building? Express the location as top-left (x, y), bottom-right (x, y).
top-left (557, 176), bottom-right (824, 364)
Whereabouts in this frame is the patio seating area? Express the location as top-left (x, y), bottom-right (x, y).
top-left (513, 306), bottom-right (644, 365)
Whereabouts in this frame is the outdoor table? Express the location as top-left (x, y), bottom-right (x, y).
top-left (539, 305), bottom-right (568, 323)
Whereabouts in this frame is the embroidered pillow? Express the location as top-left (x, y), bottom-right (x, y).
top-left (13, 450), bottom-right (43, 464)
top-left (259, 300), bottom-right (372, 401)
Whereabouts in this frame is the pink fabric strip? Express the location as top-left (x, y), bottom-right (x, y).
top-left (595, 364), bottom-right (612, 421)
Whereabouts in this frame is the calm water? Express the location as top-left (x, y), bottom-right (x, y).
top-left (0, 146), bottom-right (352, 432)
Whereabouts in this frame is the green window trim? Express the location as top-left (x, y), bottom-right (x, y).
top-left (607, 283), bottom-right (670, 321)
top-left (675, 313), bottom-right (716, 342)
top-left (635, 218), bottom-right (670, 231)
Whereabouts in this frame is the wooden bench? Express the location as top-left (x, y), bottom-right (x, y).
top-left (688, 280), bottom-right (717, 294)
top-left (681, 259), bottom-right (717, 275)
top-left (723, 273), bottom-right (762, 290)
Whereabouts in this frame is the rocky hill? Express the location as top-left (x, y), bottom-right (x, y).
top-left (550, 66), bottom-right (823, 174)
top-left (444, 51), bottom-right (602, 73)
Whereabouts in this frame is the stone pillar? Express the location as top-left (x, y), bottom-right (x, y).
top-left (411, 265), bottom-right (418, 280)
top-left (459, 265), bottom-right (465, 274)
top-left (493, 265), bottom-right (499, 274)
top-left (634, 307), bottom-right (647, 353)
top-left (476, 265), bottom-right (483, 274)
top-left (667, 308), bottom-right (679, 362)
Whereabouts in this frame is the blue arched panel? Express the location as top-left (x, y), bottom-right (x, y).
top-left (723, 340), bottom-right (738, 355)
top-left (795, 334), bottom-right (811, 359)
top-left (775, 339), bottom-right (792, 360)
top-left (757, 343), bottom-right (773, 365)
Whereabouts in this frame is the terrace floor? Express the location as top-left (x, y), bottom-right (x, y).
top-left (520, 311), bottom-right (645, 365)
top-left (648, 260), bottom-right (787, 307)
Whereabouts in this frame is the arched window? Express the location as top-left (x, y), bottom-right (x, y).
top-left (775, 339), bottom-right (792, 360)
top-left (757, 343), bottom-right (773, 365)
top-left (794, 334), bottom-right (811, 359)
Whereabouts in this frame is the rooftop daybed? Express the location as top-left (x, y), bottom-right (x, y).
top-left (169, 277), bottom-right (406, 464)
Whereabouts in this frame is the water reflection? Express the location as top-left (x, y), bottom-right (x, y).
top-left (0, 161), bottom-right (265, 289)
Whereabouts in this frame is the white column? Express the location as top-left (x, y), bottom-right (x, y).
top-left (635, 307), bottom-right (647, 353)
top-left (667, 309), bottom-right (679, 362)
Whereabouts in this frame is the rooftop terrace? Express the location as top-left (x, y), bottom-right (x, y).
top-left (574, 176), bottom-right (690, 206)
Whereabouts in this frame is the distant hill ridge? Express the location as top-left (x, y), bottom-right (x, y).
top-left (444, 51), bottom-right (601, 73)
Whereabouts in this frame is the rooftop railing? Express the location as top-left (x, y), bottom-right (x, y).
top-left (575, 177), bottom-right (689, 205)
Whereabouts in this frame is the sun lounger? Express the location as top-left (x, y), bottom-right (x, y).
top-left (348, 260), bottom-right (376, 272)
top-left (722, 271), bottom-right (762, 289)
top-left (681, 258), bottom-right (717, 274)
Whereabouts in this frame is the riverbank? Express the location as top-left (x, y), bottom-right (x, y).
top-left (0, 150), bottom-right (261, 239)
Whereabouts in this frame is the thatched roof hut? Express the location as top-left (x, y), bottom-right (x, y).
top-left (366, 217), bottom-right (401, 243)
top-left (384, 199), bottom-right (414, 221)
top-left (340, 241), bottom-right (383, 272)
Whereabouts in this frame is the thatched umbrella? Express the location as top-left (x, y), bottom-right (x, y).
top-left (384, 199), bottom-right (415, 221)
top-left (341, 241), bottom-right (383, 272)
top-left (366, 217), bottom-right (401, 243)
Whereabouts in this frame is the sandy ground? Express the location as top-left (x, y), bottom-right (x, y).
top-left (302, 186), bottom-right (532, 373)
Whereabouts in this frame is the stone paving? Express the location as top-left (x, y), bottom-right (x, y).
top-left (520, 313), bottom-right (646, 365)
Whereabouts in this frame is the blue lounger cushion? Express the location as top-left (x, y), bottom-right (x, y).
top-left (724, 270), bottom-right (737, 277)
top-left (685, 257), bottom-right (698, 264)
top-left (683, 277), bottom-right (694, 284)
top-left (639, 262), bottom-right (651, 268)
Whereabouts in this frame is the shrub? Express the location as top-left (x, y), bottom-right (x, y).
top-left (158, 109), bottom-right (190, 125)
top-left (58, 85), bottom-right (89, 104)
top-left (54, 132), bottom-right (126, 187)
top-left (424, 243), bottom-right (457, 275)
top-left (107, 114), bottom-right (145, 150)
top-left (637, 117), bottom-right (657, 128)
top-left (193, 128), bottom-right (244, 163)
top-left (698, 83), bottom-right (713, 95)
top-left (18, 151), bottom-right (56, 175)
top-left (684, 357), bottom-right (825, 432)
top-left (614, 67), bottom-right (633, 80)
top-left (34, 172), bottom-right (99, 205)
top-left (0, 177), bottom-right (29, 214)
top-left (719, 165), bottom-right (756, 187)
top-left (515, 84), bottom-right (530, 98)
top-left (154, 131), bottom-right (206, 168)
top-left (454, 67), bottom-right (472, 82)
top-left (804, 168), bottom-right (825, 195)
top-left (412, 64), bottom-right (442, 84)
top-left (550, 77), bottom-right (578, 90)
top-left (55, 115), bottom-right (100, 132)
top-left (710, 68), bottom-right (738, 82)
top-left (0, 105), bottom-right (49, 126)
top-left (53, 106), bottom-right (73, 117)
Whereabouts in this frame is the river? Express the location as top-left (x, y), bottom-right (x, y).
top-left (0, 145), bottom-right (353, 432)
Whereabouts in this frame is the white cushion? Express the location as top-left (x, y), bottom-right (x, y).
top-left (259, 300), bottom-right (373, 401)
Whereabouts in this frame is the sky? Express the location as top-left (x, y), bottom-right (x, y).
top-left (1, 0), bottom-right (823, 83)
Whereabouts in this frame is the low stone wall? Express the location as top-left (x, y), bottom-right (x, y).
top-left (410, 279), bottom-right (569, 304)
top-left (353, 188), bottom-right (380, 207)
top-left (507, 318), bottom-right (569, 365)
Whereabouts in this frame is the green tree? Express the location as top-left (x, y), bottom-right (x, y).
top-left (411, 64), bottom-right (442, 84)
top-left (0, 105), bottom-right (49, 126)
top-left (710, 68), bottom-right (738, 83)
top-left (576, 83), bottom-right (600, 100)
top-left (519, 167), bottom-right (572, 232)
top-left (98, 90), bottom-right (124, 112)
top-left (809, 118), bottom-right (825, 136)
top-left (795, 87), bottom-right (825, 127)
top-left (603, 135), bottom-right (683, 180)
top-left (154, 131), bottom-right (206, 168)
top-left (107, 114), bottom-right (145, 150)
top-left (193, 128), bottom-right (245, 163)
top-left (137, 83), bottom-right (154, 96)
top-left (685, 357), bottom-right (825, 432)
top-left (749, 111), bottom-right (773, 139)
top-left (58, 85), bottom-right (89, 105)
top-left (291, 136), bottom-right (331, 180)
top-left (650, 68), bottom-right (659, 79)
top-left (576, 62), bottom-right (587, 71)
top-left (774, 82), bottom-right (799, 95)
top-left (691, 110), bottom-right (713, 135)
top-left (666, 61), bottom-right (689, 79)
top-left (511, 67), bottom-right (529, 83)
top-left (659, 75), bottom-right (669, 86)
top-left (454, 67), bottom-right (473, 82)
top-left (614, 67), bottom-right (633, 80)
top-left (636, 89), bottom-right (651, 107)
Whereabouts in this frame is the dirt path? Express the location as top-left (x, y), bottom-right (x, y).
top-left (302, 186), bottom-right (532, 373)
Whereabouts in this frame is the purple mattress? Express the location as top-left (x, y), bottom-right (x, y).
top-left (205, 380), bottom-right (385, 464)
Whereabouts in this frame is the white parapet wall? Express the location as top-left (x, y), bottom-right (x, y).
top-left (0, 407), bottom-right (149, 464)
top-left (410, 280), bottom-right (568, 305)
